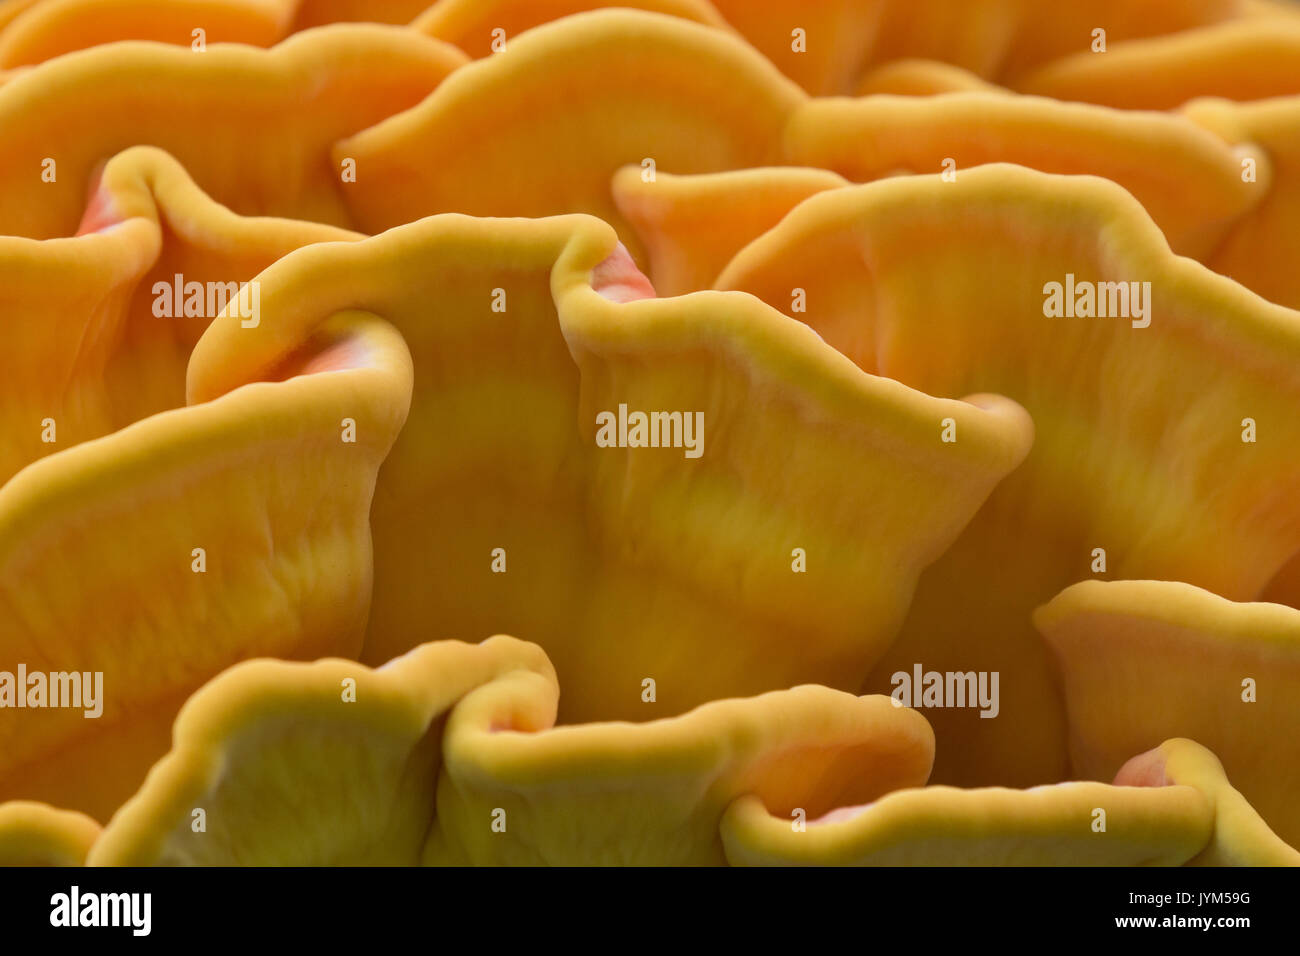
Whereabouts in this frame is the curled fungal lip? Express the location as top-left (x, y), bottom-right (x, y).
top-left (77, 631), bottom-right (1292, 867)
top-left (718, 163), bottom-right (1300, 788)
top-left (88, 637), bottom-right (558, 866)
top-left (1017, 16), bottom-right (1300, 109)
top-left (781, 92), bottom-right (1269, 265)
top-left (0, 0), bottom-right (438, 68)
top-left (0, 147), bottom-right (412, 822)
top-left (1180, 95), bottom-right (1300, 310)
top-left (0, 304), bottom-right (412, 823)
top-left (411, 0), bottom-right (735, 56)
top-left (0, 145), bottom-right (360, 489)
top-left (334, 10), bottom-right (807, 255)
top-left (84, 635), bottom-right (934, 866)
top-left (706, 0), bottom-right (1242, 95)
top-left (1, 1), bottom-right (1299, 869)
top-left (722, 736), bottom-right (1295, 866)
top-left (0, 22), bottom-right (465, 238)
top-left (1, 0), bottom-right (1293, 106)
top-left (187, 210), bottom-right (1031, 724)
top-left (1036, 579), bottom-right (1300, 852)
top-left (1114, 739), bottom-right (1300, 866)
top-left (611, 165), bottom-right (848, 296)
top-left (721, 776), bottom-right (1215, 867)
top-left (0, 801), bottom-right (100, 867)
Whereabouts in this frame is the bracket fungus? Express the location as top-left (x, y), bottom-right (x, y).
top-left (782, 93), bottom-right (1267, 263)
top-left (706, 0), bottom-right (1241, 96)
top-left (721, 736), bottom-right (1296, 866)
top-left (1036, 580), bottom-right (1300, 852)
top-left (1183, 94), bottom-right (1300, 310)
top-left (80, 636), bottom-right (932, 866)
top-left (622, 95), bottom-right (1297, 308)
top-left (611, 165), bottom-right (849, 296)
top-left (0, 1), bottom-right (1298, 870)
top-left (187, 212), bottom-right (1031, 724)
top-left (335, 10), bottom-right (807, 258)
top-left (721, 779), bottom-right (1216, 867)
top-left (1017, 18), bottom-right (1300, 110)
top-left (411, 0), bottom-right (733, 57)
top-left (0, 0), bottom-right (435, 67)
top-left (0, 23), bottom-right (466, 237)
top-left (853, 59), bottom-right (1005, 97)
top-left (429, 657), bottom-right (933, 866)
top-left (0, 303), bottom-right (412, 822)
top-left (718, 164), bottom-right (1300, 788)
top-left (0, 149), bottom-right (412, 821)
top-left (88, 638), bottom-right (555, 865)
top-left (1113, 739), bottom-right (1300, 867)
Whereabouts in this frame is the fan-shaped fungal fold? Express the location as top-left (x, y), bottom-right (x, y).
top-left (86, 637), bottom-right (933, 866)
top-left (88, 637), bottom-right (552, 865)
top-left (706, 0), bottom-right (1240, 96)
top-left (0, 0), bottom-right (291, 68)
top-left (1017, 18), bottom-right (1300, 109)
top-left (2, 0), bottom-right (1297, 872)
top-left (853, 59), bottom-right (1003, 97)
top-left (611, 165), bottom-right (848, 295)
top-left (0, 0), bottom-right (436, 67)
top-left (0, 23), bottom-right (466, 238)
top-left (1036, 579), bottom-right (1300, 851)
top-left (0, 801), bottom-right (100, 866)
top-left (411, 0), bottom-right (731, 56)
top-left (335, 10), bottom-right (806, 258)
top-left (0, 303), bottom-right (412, 822)
top-left (188, 211), bottom-right (1032, 726)
top-left (0, 153), bottom-right (412, 820)
top-left (1184, 95), bottom-right (1300, 310)
top-left (718, 164), bottom-right (1300, 788)
top-left (0, 144), bottom-right (358, 487)
top-left (782, 94), bottom-right (1265, 261)
top-left (1114, 739), bottom-right (1299, 866)
top-left (430, 677), bottom-right (934, 865)
top-left (720, 780), bottom-right (1214, 867)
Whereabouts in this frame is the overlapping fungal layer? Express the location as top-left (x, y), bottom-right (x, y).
top-left (0, 0), bottom-right (1297, 866)
top-left (4, 0), bottom-right (1290, 100)
top-left (3, 8), bottom-right (1300, 302)
top-left (0, 22), bottom-right (465, 236)
top-left (1113, 739), bottom-right (1300, 866)
top-left (717, 164), bottom-right (1300, 789)
top-left (0, 0), bottom-right (435, 67)
top-left (83, 636), bottom-right (933, 866)
top-left (336, 10), bottom-right (807, 253)
top-left (87, 638), bottom-right (554, 865)
top-left (11, 635), bottom-right (1284, 867)
top-left (781, 93), bottom-right (1264, 262)
top-left (1017, 18), bottom-right (1300, 109)
top-left (1182, 95), bottom-right (1300, 310)
top-left (0, 149), bottom-right (411, 822)
top-left (722, 737), bottom-right (1296, 866)
top-left (1036, 580), bottom-right (1300, 852)
top-left (411, 0), bottom-right (734, 56)
top-left (611, 165), bottom-right (849, 296)
top-left (187, 211), bottom-right (1031, 723)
